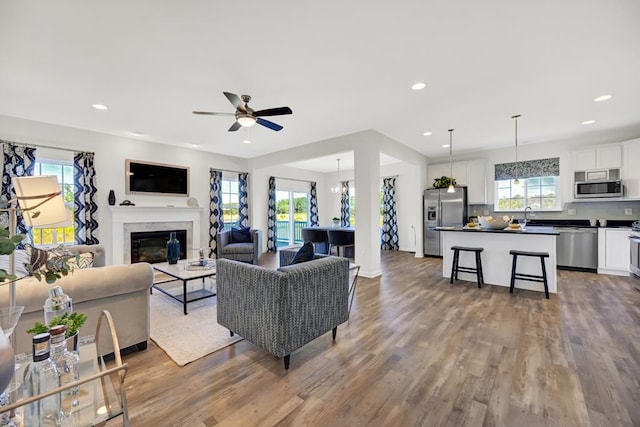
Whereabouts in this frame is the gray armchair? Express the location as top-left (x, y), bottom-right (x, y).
top-left (216, 253), bottom-right (349, 369)
top-left (215, 228), bottom-right (260, 264)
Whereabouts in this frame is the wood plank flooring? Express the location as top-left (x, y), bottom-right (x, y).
top-left (106, 251), bottom-right (640, 426)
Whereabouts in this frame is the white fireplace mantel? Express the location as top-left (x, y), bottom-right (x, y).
top-left (109, 206), bottom-right (203, 265)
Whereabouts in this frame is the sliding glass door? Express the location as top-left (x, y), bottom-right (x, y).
top-left (276, 190), bottom-right (308, 246)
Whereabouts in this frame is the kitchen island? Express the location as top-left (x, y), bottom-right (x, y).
top-left (439, 226), bottom-right (559, 294)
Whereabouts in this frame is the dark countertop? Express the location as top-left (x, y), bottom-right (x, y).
top-left (525, 219), bottom-right (635, 228)
top-left (437, 226), bottom-right (559, 235)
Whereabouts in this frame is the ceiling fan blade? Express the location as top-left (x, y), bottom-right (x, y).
top-left (192, 111), bottom-right (235, 116)
top-left (228, 121), bottom-right (242, 132)
top-left (253, 106), bottom-right (293, 117)
top-left (223, 92), bottom-right (247, 112)
top-left (257, 117), bottom-right (283, 131)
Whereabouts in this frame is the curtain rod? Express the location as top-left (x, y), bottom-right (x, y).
top-left (1, 140), bottom-right (94, 154)
top-left (272, 176), bottom-right (314, 184)
top-left (210, 167), bottom-right (249, 175)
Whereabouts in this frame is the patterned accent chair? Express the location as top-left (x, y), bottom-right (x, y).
top-left (215, 229), bottom-right (260, 264)
top-left (216, 251), bottom-right (350, 370)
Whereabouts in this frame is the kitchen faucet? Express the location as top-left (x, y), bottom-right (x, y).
top-left (523, 207), bottom-right (533, 225)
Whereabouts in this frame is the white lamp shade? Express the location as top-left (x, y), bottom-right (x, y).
top-left (11, 176), bottom-right (71, 228)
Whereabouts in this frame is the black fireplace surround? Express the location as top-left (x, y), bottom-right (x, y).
top-left (131, 230), bottom-right (187, 264)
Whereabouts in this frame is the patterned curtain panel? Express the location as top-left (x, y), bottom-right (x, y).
top-left (495, 157), bottom-right (560, 180)
top-left (309, 181), bottom-right (319, 226)
top-left (340, 181), bottom-right (350, 227)
top-left (238, 172), bottom-right (249, 228)
top-left (381, 177), bottom-right (399, 250)
top-left (73, 152), bottom-right (100, 245)
top-left (209, 169), bottom-right (224, 258)
top-left (267, 176), bottom-right (277, 253)
top-left (1, 141), bottom-right (36, 246)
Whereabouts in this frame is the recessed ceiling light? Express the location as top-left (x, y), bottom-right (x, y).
top-left (593, 95), bottom-right (612, 102)
top-left (92, 104), bottom-right (108, 110)
top-left (442, 144), bottom-right (450, 148)
top-left (582, 120), bottom-right (596, 125)
top-left (188, 143), bottom-right (201, 148)
top-left (411, 82), bottom-right (426, 91)
top-left (127, 131), bottom-right (146, 137)
top-left (423, 131), bottom-right (433, 136)
top-left (242, 140), bottom-right (251, 144)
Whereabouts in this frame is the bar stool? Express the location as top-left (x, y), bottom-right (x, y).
top-left (509, 250), bottom-right (550, 299)
top-left (450, 246), bottom-right (484, 288)
top-left (327, 229), bottom-right (355, 258)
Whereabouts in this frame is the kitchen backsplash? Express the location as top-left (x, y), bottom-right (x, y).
top-left (469, 200), bottom-right (640, 222)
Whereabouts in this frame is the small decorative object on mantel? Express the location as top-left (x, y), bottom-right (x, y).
top-left (433, 176), bottom-right (457, 189)
top-left (186, 197), bottom-right (198, 207)
top-left (166, 232), bottom-right (180, 264)
top-left (108, 189), bottom-right (116, 206)
top-left (119, 200), bottom-right (135, 206)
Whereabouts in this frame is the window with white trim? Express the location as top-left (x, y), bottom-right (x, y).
top-left (494, 157), bottom-right (561, 212)
top-left (221, 178), bottom-right (239, 230)
top-left (32, 161), bottom-right (75, 245)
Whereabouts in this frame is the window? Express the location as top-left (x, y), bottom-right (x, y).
top-left (348, 184), bottom-right (355, 227)
top-left (32, 161), bottom-right (75, 245)
top-left (221, 178), bottom-right (239, 230)
top-left (495, 176), bottom-right (560, 211)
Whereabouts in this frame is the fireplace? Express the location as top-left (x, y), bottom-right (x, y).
top-left (131, 229), bottom-right (187, 264)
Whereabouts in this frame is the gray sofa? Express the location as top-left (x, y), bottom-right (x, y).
top-left (216, 228), bottom-right (260, 264)
top-left (1, 245), bottom-right (154, 355)
top-left (216, 251), bottom-right (349, 369)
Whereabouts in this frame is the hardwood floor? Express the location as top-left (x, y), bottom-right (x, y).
top-left (107, 251), bottom-right (640, 426)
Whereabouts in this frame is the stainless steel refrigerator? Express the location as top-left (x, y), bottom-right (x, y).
top-left (423, 187), bottom-right (468, 256)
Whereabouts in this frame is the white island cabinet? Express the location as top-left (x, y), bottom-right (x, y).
top-left (598, 227), bottom-right (631, 276)
top-left (441, 227), bottom-right (558, 295)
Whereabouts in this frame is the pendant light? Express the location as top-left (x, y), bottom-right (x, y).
top-left (447, 129), bottom-right (455, 193)
top-left (512, 114), bottom-right (521, 186)
top-left (330, 159), bottom-right (344, 194)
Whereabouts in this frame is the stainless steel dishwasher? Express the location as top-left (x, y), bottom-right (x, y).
top-left (555, 227), bottom-right (598, 271)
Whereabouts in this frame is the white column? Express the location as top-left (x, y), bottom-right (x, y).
top-left (354, 146), bottom-right (381, 277)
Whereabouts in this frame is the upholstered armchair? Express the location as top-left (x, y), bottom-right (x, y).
top-left (215, 228), bottom-right (260, 264)
top-left (216, 253), bottom-right (350, 369)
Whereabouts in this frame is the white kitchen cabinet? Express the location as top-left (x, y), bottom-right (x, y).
top-left (572, 144), bottom-right (622, 171)
top-left (623, 138), bottom-right (640, 199)
top-left (597, 228), bottom-right (631, 276)
top-left (427, 160), bottom-right (486, 204)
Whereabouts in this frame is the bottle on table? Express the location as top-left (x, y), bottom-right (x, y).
top-left (49, 325), bottom-right (80, 417)
top-left (23, 332), bottom-right (63, 426)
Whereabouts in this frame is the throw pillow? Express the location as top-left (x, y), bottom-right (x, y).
top-left (289, 241), bottom-right (315, 265)
top-left (67, 252), bottom-right (94, 269)
top-left (230, 227), bottom-right (252, 243)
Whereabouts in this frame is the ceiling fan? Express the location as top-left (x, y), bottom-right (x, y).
top-left (192, 92), bottom-right (293, 132)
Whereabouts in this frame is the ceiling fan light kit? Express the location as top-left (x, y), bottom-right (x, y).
top-left (193, 91), bottom-right (292, 132)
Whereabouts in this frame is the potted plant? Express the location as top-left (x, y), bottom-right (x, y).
top-left (433, 176), bottom-right (457, 189)
top-left (332, 217), bottom-right (340, 228)
top-left (27, 312), bottom-right (88, 351)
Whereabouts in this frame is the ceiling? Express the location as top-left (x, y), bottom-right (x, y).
top-left (1, 1), bottom-right (640, 172)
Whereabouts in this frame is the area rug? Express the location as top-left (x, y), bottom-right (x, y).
top-left (149, 289), bottom-right (243, 366)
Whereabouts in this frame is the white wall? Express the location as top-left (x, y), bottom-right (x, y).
top-left (1, 115), bottom-right (247, 263)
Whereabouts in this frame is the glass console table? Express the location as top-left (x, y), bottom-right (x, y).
top-left (1, 310), bottom-right (129, 426)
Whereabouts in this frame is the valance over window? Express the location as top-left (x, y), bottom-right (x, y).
top-left (494, 157), bottom-right (560, 180)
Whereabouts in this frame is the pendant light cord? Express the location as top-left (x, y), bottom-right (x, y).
top-left (448, 129), bottom-right (454, 179)
top-left (512, 115), bottom-right (521, 182)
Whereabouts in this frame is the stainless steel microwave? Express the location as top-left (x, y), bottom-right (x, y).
top-left (574, 179), bottom-right (623, 199)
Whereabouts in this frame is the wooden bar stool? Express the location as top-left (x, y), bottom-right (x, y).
top-left (509, 250), bottom-right (550, 299)
top-left (450, 246), bottom-right (484, 288)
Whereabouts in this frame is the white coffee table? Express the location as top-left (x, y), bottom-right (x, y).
top-left (152, 259), bottom-right (217, 315)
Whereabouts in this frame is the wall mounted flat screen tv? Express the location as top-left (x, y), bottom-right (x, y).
top-left (125, 159), bottom-right (189, 196)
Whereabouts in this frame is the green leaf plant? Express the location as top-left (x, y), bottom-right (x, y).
top-left (27, 312), bottom-right (88, 338)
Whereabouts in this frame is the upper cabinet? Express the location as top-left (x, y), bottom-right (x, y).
top-left (623, 138), bottom-right (640, 199)
top-left (571, 144), bottom-right (622, 171)
top-left (427, 160), bottom-right (487, 204)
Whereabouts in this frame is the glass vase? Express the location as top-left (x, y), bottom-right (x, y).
top-left (166, 232), bottom-right (180, 264)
